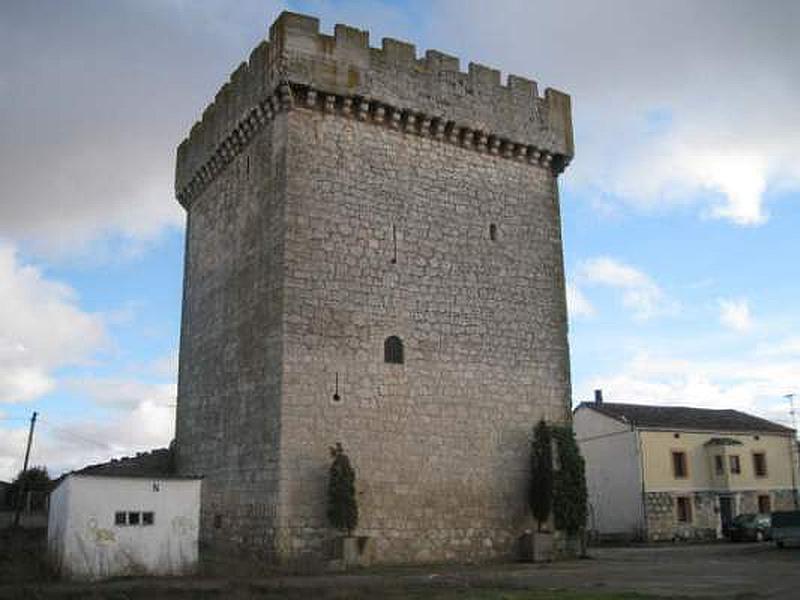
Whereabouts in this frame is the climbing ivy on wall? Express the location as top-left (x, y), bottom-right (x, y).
top-left (551, 425), bottom-right (588, 535)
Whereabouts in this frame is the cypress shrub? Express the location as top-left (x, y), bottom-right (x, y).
top-left (327, 443), bottom-right (358, 535)
top-left (552, 425), bottom-right (588, 535)
top-left (530, 419), bottom-right (553, 532)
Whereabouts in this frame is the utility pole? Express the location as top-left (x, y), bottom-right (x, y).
top-left (785, 394), bottom-right (799, 509)
top-left (13, 411), bottom-right (37, 529)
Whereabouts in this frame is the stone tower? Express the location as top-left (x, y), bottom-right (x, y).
top-left (174, 12), bottom-right (574, 563)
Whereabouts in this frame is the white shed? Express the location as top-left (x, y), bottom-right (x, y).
top-left (47, 451), bottom-right (201, 580)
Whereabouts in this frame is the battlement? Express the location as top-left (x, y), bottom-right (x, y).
top-left (176, 11), bottom-right (574, 207)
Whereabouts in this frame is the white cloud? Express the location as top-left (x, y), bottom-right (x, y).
top-left (577, 256), bottom-right (675, 320)
top-left (0, 243), bottom-right (106, 403)
top-left (430, 0), bottom-right (800, 226)
top-left (0, 1), bottom-right (283, 256)
top-left (756, 336), bottom-right (800, 358)
top-left (718, 298), bottom-right (754, 333)
top-left (566, 283), bottom-right (596, 318)
top-left (578, 350), bottom-right (800, 429)
top-left (66, 378), bottom-right (176, 410)
top-left (0, 381), bottom-right (176, 481)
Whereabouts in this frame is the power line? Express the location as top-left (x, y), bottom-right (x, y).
top-left (37, 419), bottom-right (113, 451)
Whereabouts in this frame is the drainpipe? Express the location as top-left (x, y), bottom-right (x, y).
top-left (636, 426), bottom-right (648, 541)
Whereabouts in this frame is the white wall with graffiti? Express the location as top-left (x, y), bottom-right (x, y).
top-left (47, 474), bottom-right (201, 580)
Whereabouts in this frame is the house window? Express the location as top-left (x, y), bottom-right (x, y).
top-left (384, 336), bottom-right (404, 364)
top-left (714, 455), bottom-right (724, 475)
top-left (758, 495), bottom-right (771, 513)
top-left (128, 512), bottom-right (141, 526)
top-left (729, 455), bottom-right (741, 474)
top-left (672, 451), bottom-right (688, 478)
top-left (753, 452), bottom-right (768, 477)
top-left (143, 512), bottom-right (155, 526)
top-left (489, 223), bottom-right (497, 241)
top-left (115, 511), bottom-right (127, 526)
top-left (676, 496), bottom-right (692, 523)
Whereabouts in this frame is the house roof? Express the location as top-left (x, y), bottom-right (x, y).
top-left (72, 448), bottom-right (181, 479)
top-left (577, 402), bottom-right (794, 435)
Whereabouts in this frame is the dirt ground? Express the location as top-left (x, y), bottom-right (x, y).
top-left (2, 533), bottom-right (798, 599)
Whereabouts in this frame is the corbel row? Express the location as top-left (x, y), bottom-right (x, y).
top-left (296, 85), bottom-right (569, 173)
top-left (177, 81), bottom-right (570, 208)
top-left (177, 83), bottom-right (293, 207)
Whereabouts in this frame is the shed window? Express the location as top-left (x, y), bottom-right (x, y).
top-left (384, 336), bottom-right (404, 364)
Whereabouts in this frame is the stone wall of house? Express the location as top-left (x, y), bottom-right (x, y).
top-left (174, 11), bottom-right (573, 564)
top-left (645, 488), bottom-right (798, 542)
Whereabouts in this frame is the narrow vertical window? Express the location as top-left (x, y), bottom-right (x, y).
top-left (676, 497), bottom-right (692, 523)
top-left (391, 224), bottom-right (397, 264)
top-left (714, 455), bottom-right (724, 475)
top-left (384, 336), bottom-right (404, 364)
top-left (758, 495), bottom-right (771, 513)
top-left (753, 452), bottom-right (767, 477)
top-left (332, 372), bottom-right (341, 402)
top-left (672, 451), bottom-right (688, 478)
top-left (489, 223), bottom-right (497, 241)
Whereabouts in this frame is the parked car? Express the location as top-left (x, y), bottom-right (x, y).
top-left (728, 513), bottom-right (771, 542)
top-left (771, 510), bottom-right (800, 548)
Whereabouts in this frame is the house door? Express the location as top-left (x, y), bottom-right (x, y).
top-left (719, 496), bottom-right (734, 534)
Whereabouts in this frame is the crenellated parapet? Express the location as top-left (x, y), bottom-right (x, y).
top-left (176, 11), bottom-right (574, 208)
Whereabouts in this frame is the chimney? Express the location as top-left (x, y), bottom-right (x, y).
top-left (594, 389), bottom-right (603, 405)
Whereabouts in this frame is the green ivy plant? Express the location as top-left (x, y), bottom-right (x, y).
top-left (551, 425), bottom-right (588, 535)
top-left (327, 442), bottom-right (358, 536)
top-left (530, 420), bottom-right (554, 532)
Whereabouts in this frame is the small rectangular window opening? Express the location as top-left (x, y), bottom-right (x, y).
top-left (729, 455), bottom-right (741, 474)
top-left (115, 511), bottom-right (127, 526)
top-left (143, 512), bottom-right (155, 526)
top-left (213, 514), bottom-right (223, 529)
top-left (758, 495), bottom-right (771, 513)
top-left (714, 455), bottom-right (724, 475)
top-left (672, 451), bottom-right (688, 478)
top-left (676, 497), bottom-right (692, 523)
top-left (753, 452), bottom-right (768, 477)
top-left (128, 511), bottom-right (141, 526)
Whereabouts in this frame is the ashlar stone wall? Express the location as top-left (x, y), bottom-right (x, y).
top-left (276, 107), bottom-right (571, 562)
top-left (174, 11), bottom-right (574, 565)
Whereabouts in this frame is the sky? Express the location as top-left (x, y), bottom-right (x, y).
top-left (1, 0), bottom-right (799, 481)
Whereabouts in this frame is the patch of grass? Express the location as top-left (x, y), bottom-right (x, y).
top-left (0, 527), bottom-right (54, 585)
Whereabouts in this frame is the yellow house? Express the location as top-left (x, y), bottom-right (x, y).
top-left (574, 393), bottom-right (799, 541)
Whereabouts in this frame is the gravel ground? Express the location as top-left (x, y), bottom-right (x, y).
top-left (2, 541), bottom-right (798, 599)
